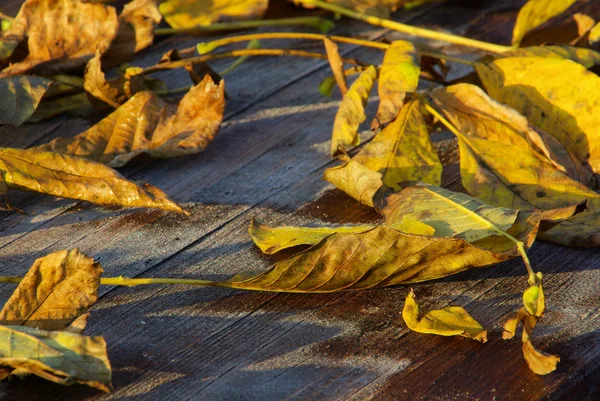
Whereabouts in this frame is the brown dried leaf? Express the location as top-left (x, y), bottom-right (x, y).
top-left (0, 0), bottom-right (119, 78)
top-left (40, 75), bottom-right (225, 167)
top-left (520, 13), bottom-right (595, 47)
top-left (0, 249), bottom-right (101, 331)
top-left (0, 147), bottom-right (184, 213)
top-left (323, 38), bottom-right (348, 96)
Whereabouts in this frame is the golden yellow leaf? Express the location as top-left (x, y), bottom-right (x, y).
top-left (0, 0), bottom-right (119, 78)
top-left (0, 75), bottom-right (54, 126)
top-left (39, 75), bottom-right (225, 167)
top-left (331, 65), bottom-right (377, 155)
top-left (300, 0), bottom-right (403, 18)
top-left (0, 147), bottom-right (184, 213)
top-left (355, 100), bottom-right (441, 189)
top-left (103, 0), bottom-right (162, 67)
top-left (221, 226), bottom-right (513, 292)
top-left (538, 209), bottom-right (600, 247)
top-left (379, 183), bottom-right (578, 255)
top-left (402, 290), bottom-right (487, 342)
top-left (0, 249), bottom-right (101, 331)
top-left (323, 159), bottom-right (383, 207)
top-left (323, 37), bottom-right (348, 96)
top-left (512, 0), bottom-right (577, 46)
top-left (0, 325), bottom-right (112, 391)
top-left (476, 57), bottom-right (600, 175)
top-left (430, 83), bottom-right (599, 209)
top-left (590, 22), bottom-right (600, 45)
top-left (500, 45), bottom-right (600, 68)
top-left (518, 13), bottom-right (595, 47)
top-left (373, 41), bottom-right (420, 130)
top-left (159, 0), bottom-right (268, 29)
top-left (249, 218), bottom-right (375, 254)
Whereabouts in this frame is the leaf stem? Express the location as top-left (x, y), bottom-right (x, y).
top-left (422, 102), bottom-right (536, 285)
top-left (155, 17), bottom-right (335, 36)
top-left (298, 0), bottom-right (511, 54)
top-left (0, 276), bottom-right (219, 287)
top-left (144, 48), bottom-right (367, 74)
top-left (196, 33), bottom-right (477, 66)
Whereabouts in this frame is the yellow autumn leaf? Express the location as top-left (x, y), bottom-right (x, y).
top-left (512, 0), bottom-right (577, 46)
top-left (323, 37), bottom-right (348, 96)
top-left (402, 290), bottom-right (487, 342)
top-left (249, 218), bottom-right (374, 254)
top-left (38, 75), bottom-right (225, 167)
top-left (0, 325), bottom-right (112, 391)
top-left (0, 0), bottom-right (119, 78)
top-left (330, 65), bottom-right (377, 155)
top-left (379, 183), bottom-right (579, 255)
top-left (299, 0), bottom-right (404, 19)
top-left (0, 147), bottom-right (185, 213)
top-left (523, 272), bottom-right (545, 317)
top-left (324, 159), bottom-right (383, 207)
top-left (159, 0), bottom-right (268, 29)
top-left (373, 41), bottom-right (420, 130)
top-left (538, 208), bottom-right (600, 247)
top-left (355, 100), bottom-right (442, 188)
top-left (28, 92), bottom-right (94, 122)
top-left (0, 249), bottom-right (101, 331)
top-left (500, 45), bottom-right (600, 68)
top-left (222, 226), bottom-right (512, 291)
top-left (590, 22), bottom-right (600, 45)
top-left (476, 57), bottom-right (600, 175)
top-left (518, 12), bottom-right (595, 47)
top-left (430, 83), bottom-right (599, 209)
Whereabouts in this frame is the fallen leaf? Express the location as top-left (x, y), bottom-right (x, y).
top-left (402, 289), bottom-right (487, 342)
top-left (476, 57), bottom-right (600, 174)
top-left (28, 92), bottom-right (94, 122)
top-left (500, 45), bottom-right (600, 68)
top-left (323, 37), bottom-right (348, 96)
top-left (84, 49), bottom-right (146, 109)
top-left (0, 249), bottom-right (101, 331)
top-left (102, 0), bottom-right (162, 67)
top-left (519, 13), bottom-right (595, 47)
top-left (0, 0), bottom-right (119, 78)
top-left (372, 41), bottom-right (419, 130)
top-left (0, 325), bottom-right (112, 391)
top-left (0, 75), bottom-right (53, 126)
top-left (430, 83), bottom-right (599, 207)
top-left (222, 225), bottom-right (512, 291)
top-left (300, 0), bottom-right (406, 19)
top-left (0, 147), bottom-right (185, 213)
top-left (354, 100), bottom-right (441, 188)
top-left (590, 22), bottom-right (600, 46)
top-left (330, 65), bottom-right (377, 156)
top-left (159, 0), bottom-right (268, 29)
top-left (512, 0), bottom-right (577, 46)
top-left (538, 209), bottom-right (600, 247)
top-left (503, 275), bottom-right (559, 375)
top-left (159, 49), bottom-right (222, 85)
top-left (38, 75), bottom-right (225, 167)
top-left (249, 218), bottom-right (374, 254)
top-left (378, 183), bottom-right (579, 255)
top-left (323, 159), bottom-right (383, 207)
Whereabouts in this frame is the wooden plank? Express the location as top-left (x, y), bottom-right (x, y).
top-left (1, 0), bottom-right (599, 400)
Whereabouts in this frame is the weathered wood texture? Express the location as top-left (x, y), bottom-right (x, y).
top-left (0, 0), bottom-right (599, 400)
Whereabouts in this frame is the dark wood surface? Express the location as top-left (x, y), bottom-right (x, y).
top-left (0, 0), bottom-right (599, 400)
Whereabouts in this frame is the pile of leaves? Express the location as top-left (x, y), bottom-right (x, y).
top-left (0, 0), bottom-right (599, 392)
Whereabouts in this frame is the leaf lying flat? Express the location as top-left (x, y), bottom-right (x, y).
top-left (0, 249), bottom-right (101, 331)
top-left (378, 183), bottom-right (578, 255)
top-left (39, 75), bottom-right (225, 167)
top-left (159, 0), bottom-right (268, 29)
top-left (512, 0), bottom-right (577, 46)
top-left (0, 325), bottom-right (112, 391)
top-left (0, 147), bottom-right (184, 213)
top-left (330, 65), bottom-right (377, 155)
top-left (323, 38), bottom-right (348, 96)
top-left (430, 83), bottom-right (599, 210)
top-left (373, 41), bottom-right (420, 130)
top-left (0, 0), bottom-right (119, 78)
top-left (402, 290), bottom-right (487, 342)
top-left (0, 75), bottom-right (53, 126)
top-left (249, 218), bottom-right (374, 254)
top-left (224, 226), bottom-right (512, 292)
top-left (476, 57), bottom-right (600, 175)
top-left (500, 45), bottom-right (600, 68)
